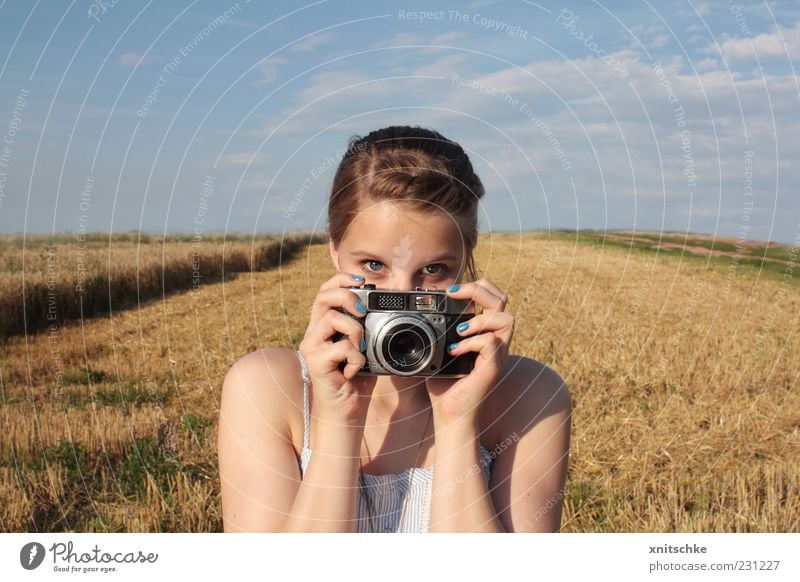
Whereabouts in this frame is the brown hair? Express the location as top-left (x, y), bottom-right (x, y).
top-left (327, 125), bottom-right (485, 282)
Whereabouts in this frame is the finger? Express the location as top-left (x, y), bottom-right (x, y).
top-left (473, 277), bottom-right (507, 305)
top-left (454, 312), bottom-right (514, 343)
top-left (342, 350), bottom-right (367, 380)
top-left (447, 332), bottom-right (505, 362)
top-left (326, 339), bottom-right (367, 380)
top-left (311, 309), bottom-right (365, 351)
top-left (319, 271), bottom-right (367, 293)
top-left (446, 279), bottom-right (506, 313)
top-left (310, 339), bottom-right (365, 378)
top-left (310, 285), bottom-right (368, 323)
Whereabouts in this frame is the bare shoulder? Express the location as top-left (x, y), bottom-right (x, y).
top-left (218, 346), bottom-right (306, 532)
top-left (221, 346), bottom-right (304, 453)
top-left (481, 355), bottom-right (572, 446)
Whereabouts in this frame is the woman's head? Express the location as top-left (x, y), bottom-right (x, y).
top-left (327, 125), bottom-right (485, 290)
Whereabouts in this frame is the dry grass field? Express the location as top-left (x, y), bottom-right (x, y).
top-left (0, 232), bottom-right (321, 337)
top-left (1, 230), bottom-right (798, 532)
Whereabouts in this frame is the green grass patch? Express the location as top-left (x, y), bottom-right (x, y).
top-left (94, 382), bottom-right (171, 407)
top-left (565, 477), bottom-right (613, 531)
top-left (37, 438), bottom-right (89, 479)
top-left (118, 437), bottom-right (180, 499)
top-left (183, 413), bottom-right (213, 445)
top-left (18, 435), bottom-right (192, 531)
top-left (56, 379), bottom-right (172, 409)
top-left (623, 231), bottom-right (740, 253)
top-left (61, 364), bottom-right (107, 386)
top-left (83, 515), bottom-right (127, 533)
top-left (545, 230), bottom-right (798, 286)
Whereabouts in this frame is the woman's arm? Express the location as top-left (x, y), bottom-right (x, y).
top-left (428, 356), bottom-right (571, 532)
top-left (429, 417), bottom-right (508, 532)
top-left (218, 348), bottom-right (363, 532)
top-left (488, 357), bottom-right (572, 532)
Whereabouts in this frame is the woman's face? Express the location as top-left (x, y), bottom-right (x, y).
top-left (330, 199), bottom-right (467, 291)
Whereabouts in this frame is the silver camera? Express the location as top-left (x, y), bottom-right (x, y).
top-left (335, 284), bottom-right (476, 377)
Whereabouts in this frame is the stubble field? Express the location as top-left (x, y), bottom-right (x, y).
top-left (1, 230), bottom-right (798, 532)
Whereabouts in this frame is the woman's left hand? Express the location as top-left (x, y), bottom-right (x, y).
top-left (425, 278), bottom-right (515, 426)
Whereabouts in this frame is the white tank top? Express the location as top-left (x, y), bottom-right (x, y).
top-left (294, 350), bottom-right (494, 532)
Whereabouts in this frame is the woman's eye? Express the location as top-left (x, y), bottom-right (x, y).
top-left (423, 263), bottom-right (447, 275)
top-left (363, 260), bottom-right (384, 273)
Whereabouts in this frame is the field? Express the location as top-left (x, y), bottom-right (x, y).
top-left (0, 232), bottom-right (323, 337)
top-left (1, 230), bottom-right (798, 532)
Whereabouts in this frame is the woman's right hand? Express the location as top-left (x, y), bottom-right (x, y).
top-left (298, 272), bottom-right (377, 424)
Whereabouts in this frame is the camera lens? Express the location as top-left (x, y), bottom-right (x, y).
top-left (375, 316), bottom-right (436, 376)
top-left (387, 326), bottom-right (426, 368)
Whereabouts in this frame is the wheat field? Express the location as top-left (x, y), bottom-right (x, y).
top-left (1, 231), bottom-right (798, 532)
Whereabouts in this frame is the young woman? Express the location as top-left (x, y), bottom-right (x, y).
top-left (218, 125), bottom-right (571, 532)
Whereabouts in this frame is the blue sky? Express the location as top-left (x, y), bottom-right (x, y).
top-left (0, 0), bottom-right (798, 244)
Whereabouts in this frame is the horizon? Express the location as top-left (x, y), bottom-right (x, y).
top-left (0, 227), bottom-right (794, 247)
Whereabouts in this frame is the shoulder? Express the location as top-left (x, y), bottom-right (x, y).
top-left (481, 355), bottom-right (571, 448)
top-left (225, 345), bottom-right (302, 381)
top-left (220, 347), bottom-right (304, 451)
top-left (218, 347), bottom-right (306, 531)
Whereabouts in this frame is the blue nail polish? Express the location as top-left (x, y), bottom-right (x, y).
top-left (457, 321), bottom-right (469, 333)
top-left (447, 342), bottom-right (459, 352)
top-left (352, 274), bottom-right (365, 282)
top-left (359, 338), bottom-right (366, 351)
top-left (355, 300), bottom-right (367, 314)
top-left (447, 283), bottom-right (460, 293)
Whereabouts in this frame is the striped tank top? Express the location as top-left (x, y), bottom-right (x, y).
top-left (294, 350), bottom-right (494, 532)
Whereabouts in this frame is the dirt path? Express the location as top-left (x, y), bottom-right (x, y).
top-left (602, 234), bottom-right (791, 266)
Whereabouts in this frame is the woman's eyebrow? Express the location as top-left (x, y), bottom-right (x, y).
top-left (348, 249), bottom-right (387, 259)
top-left (426, 254), bottom-right (459, 262)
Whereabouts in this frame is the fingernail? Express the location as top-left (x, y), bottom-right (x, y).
top-left (447, 284), bottom-right (460, 293)
top-left (355, 300), bottom-right (367, 314)
top-left (447, 342), bottom-right (459, 352)
top-left (457, 321), bottom-right (469, 333)
top-left (359, 338), bottom-right (366, 351)
top-left (352, 274), bottom-right (365, 282)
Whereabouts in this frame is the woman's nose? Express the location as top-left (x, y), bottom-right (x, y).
top-left (385, 273), bottom-right (417, 291)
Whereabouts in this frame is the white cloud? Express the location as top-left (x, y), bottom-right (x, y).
top-left (717, 19), bottom-right (800, 61)
top-left (294, 69), bottom-right (379, 103)
top-left (647, 35), bottom-right (670, 49)
top-left (407, 53), bottom-right (468, 77)
top-left (246, 68), bottom-right (413, 138)
top-left (116, 52), bottom-right (159, 67)
top-left (291, 31), bottom-right (336, 52)
top-left (695, 57), bottom-right (720, 71)
top-left (255, 56), bottom-right (289, 85)
top-left (430, 31), bottom-right (468, 45)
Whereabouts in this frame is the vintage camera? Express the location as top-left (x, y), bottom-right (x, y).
top-left (333, 284), bottom-right (476, 377)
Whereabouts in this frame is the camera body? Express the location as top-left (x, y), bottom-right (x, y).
top-left (335, 284), bottom-right (476, 377)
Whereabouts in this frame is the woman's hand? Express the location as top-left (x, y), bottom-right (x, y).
top-left (425, 277), bottom-right (515, 426)
top-left (298, 272), bottom-right (377, 425)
